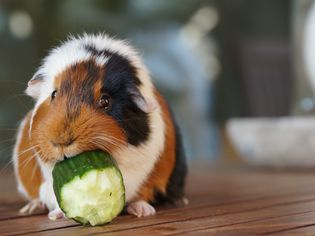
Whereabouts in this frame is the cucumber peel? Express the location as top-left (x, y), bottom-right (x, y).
top-left (52, 150), bottom-right (125, 226)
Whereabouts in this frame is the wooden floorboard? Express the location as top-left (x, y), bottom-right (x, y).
top-left (2, 163), bottom-right (315, 235)
top-left (39, 200), bottom-right (315, 235)
top-left (270, 224), bottom-right (315, 236)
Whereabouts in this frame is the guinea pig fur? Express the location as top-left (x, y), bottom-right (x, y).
top-left (12, 33), bottom-right (187, 219)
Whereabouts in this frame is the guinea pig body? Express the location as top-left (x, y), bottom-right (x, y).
top-left (13, 34), bottom-right (187, 219)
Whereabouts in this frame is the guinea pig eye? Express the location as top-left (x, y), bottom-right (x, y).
top-left (98, 95), bottom-right (111, 110)
top-left (51, 90), bottom-right (57, 100)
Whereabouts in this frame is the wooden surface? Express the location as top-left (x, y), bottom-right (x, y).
top-left (2, 163), bottom-right (315, 235)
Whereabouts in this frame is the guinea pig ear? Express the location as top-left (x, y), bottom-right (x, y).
top-left (25, 72), bottom-right (44, 99)
top-left (129, 88), bottom-right (157, 113)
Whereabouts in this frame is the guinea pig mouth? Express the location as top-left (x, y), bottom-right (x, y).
top-left (63, 153), bottom-right (76, 160)
top-left (54, 156), bottom-right (69, 163)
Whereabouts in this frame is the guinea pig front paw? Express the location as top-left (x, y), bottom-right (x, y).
top-left (19, 198), bottom-right (46, 214)
top-left (48, 208), bottom-right (65, 221)
top-left (127, 200), bottom-right (156, 217)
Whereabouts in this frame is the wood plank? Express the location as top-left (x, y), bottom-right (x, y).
top-left (88, 200), bottom-right (315, 236)
top-left (0, 209), bottom-right (46, 221)
top-left (23, 192), bottom-right (315, 236)
top-left (3, 164), bottom-right (315, 235)
top-left (179, 211), bottom-right (315, 235)
top-left (0, 202), bottom-right (48, 221)
top-left (0, 191), bottom-right (246, 222)
top-left (2, 185), bottom-right (314, 222)
top-left (4, 165), bottom-right (315, 222)
top-left (0, 216), bottom-right (78, 236)
top-left (269, 224), bottom-right (315, 236)
top-left (0, 167), bottom-right (21, 203)
top-left (185, 165), bottom-right (315, 203)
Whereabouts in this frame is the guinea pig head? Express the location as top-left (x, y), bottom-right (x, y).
top-left (26, 38), bottom-right (155, 165)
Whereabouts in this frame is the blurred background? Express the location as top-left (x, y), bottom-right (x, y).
top-left (1, 0), bottom-right (315, 168)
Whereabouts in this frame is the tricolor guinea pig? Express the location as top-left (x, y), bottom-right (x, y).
top-left (12, 33), bottom-right (187, 219)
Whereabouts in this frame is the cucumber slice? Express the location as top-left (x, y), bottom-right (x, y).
top-left (53, 150), bottom-right (125, 226)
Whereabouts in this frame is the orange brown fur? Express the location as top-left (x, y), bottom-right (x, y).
top-left (17, 112), bottom-right (43, 198)
top-left (135, 90), bottom-right (176, 202)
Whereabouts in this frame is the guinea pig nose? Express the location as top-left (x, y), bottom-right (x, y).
top-left (51, 138), bottom-right (74, 147)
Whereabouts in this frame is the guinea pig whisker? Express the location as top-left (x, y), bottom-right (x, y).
top-left (18, 144), bottom-right (39, 154)
top-left (0, 144), bottom-right (14, 155)
top-left (22, 152), bottom-right (40, 180)
top-left (0, 159), bottom-right (15, 176)
top-left (20, 157), bottom-right (39, 178)
top-left (35, 150), bottom-right (49, 163)
top-left (91, 137), bottom-right (121, 149)
top-left (0, 124), bottom-right (13, 127)
top-left (0, 137), bottom-right (16, 141)
top-left (94, 133), bottom-right (125, 143)
top-left (99, 133), bottom-right (125, 141)
top-left (0, 128), bottom-right (19, 131)
top-left (30, 150), bottom-right (44, 181)
top-left (91, 140), bottom-right (122, 154)
top-left (94, 136), bottom-right (123, 144)
top-left (0, 79), bottom-right (27, 85)
top-left (15, 147), bottom-right (41, 172)
top-left (91, 138), bottom-right (113, 147)
top-left (30, 163), bottom-right (38, 181)
top-left (93, 137), bottom-right (123, 148)
top-left (16, 145), bottom-right (40, 159)
top-left (19, 150), bottom-right (38, 165)
top-left (0, 93), bottom-right (28, 108)
top-left (0, 145), bottom-right (16, 174)
top-left (4, 86), bottom-right (30, 111)
top-left (89, 140), bottom-right (111, 153)
top-left (92, 134), bottom-right (121, 142)
top-left (19, 151), bottom-right (39, 174)
top-left (0, 143), bottom-right (15, 155)
top-left (0, 143), bottom-right (26, 175)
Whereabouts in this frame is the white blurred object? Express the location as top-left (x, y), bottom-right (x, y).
top-left (304, 1), bottom-right (315, 93)
top-left (8, 10), bottom-right (33, 39)
top-left (227, 117), bottom-right (315, 168)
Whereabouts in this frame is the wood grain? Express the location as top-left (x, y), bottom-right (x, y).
top-left (2, 163), bottom-right (315, 235)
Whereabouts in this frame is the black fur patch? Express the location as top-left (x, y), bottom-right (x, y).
top-left (84, 45), bottom-right (113, 58)
top-left (166, 120), bottom-right (187, 200)
top-left (84, 44), bottom-right (150, 146)
top-left (153, 113), bottom-right (187, 205)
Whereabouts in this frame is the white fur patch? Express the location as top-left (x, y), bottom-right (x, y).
top-left (127, 200), bottom-right (156, 217)
top-left (25, 74), bottom-right (43, 99)
top-left (37, 159), bottom-right (59, 211)
top-left (12, 115), bottom-right (31, 200)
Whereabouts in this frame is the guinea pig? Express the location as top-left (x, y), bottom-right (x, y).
top-left (12, 33), bottom-right (187, 220)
